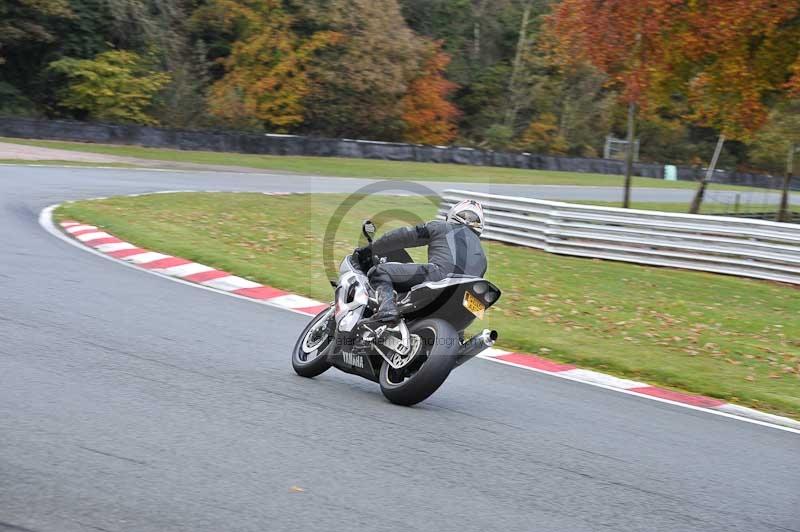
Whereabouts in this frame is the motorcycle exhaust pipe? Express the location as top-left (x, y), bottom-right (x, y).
top-left (454, 329), bottom-right (498, 367)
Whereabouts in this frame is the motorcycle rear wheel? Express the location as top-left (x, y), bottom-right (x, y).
top-left (379, 318), bottom-right (458, 406)
top-left (292, 307), bottom-right (334, 378)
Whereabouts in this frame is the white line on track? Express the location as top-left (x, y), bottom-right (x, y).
top-left (477, 354), bottom-right (800, 434)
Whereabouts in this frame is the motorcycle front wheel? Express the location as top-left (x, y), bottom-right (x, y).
top-left (379, 318), bottom-right (459, 406)
top-left (292, 306), bottom-right (334, 378)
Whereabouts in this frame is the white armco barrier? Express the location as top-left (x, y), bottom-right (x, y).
top-left (439, 189), bottom-right (800, 285)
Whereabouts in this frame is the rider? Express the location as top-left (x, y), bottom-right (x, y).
top-left (361, 199), bottom-right (487, 324)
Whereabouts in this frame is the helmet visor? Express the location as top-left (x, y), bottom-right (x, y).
top-left (458, 211), bottom-right (481, 224)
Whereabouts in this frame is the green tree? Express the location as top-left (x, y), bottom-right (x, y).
top-left (153, 41), bottom-right (212, 129)
top-left (48, 49), bottom-right (170, 124)
top-left (55, 0), bottom-right (114, 58)
top-left (518, 58), bottom-right (616, 157)
top-left (749, 101), bottom-right (800, 173)
top-left (457, 63), bottom-right (511, 145)
top-left (748, 100), bottom-right (800, 222)
top-left (0, 0), bottom-right (72, 63)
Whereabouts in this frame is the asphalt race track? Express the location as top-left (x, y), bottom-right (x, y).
top-left (1, 165), bottom-right (798, 532)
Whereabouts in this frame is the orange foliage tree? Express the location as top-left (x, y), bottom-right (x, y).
top-left (545, 0), bottom-right (683, 207)
top-left (673, 1), bottom-right (800, 212)
top-left (197, 0), bottom-right (340, 131)
top-left (677, 1), bottom-right (799, 139)
top-left (546, 0), bottom-right (800, 211)
top-left (401, 43), bottom-right (460, 145)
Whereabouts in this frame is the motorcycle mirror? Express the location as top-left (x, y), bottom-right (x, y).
top-left (362, 220), bottom-right (376, 243)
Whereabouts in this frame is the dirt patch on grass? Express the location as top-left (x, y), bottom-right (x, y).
top-left (0, 141), bottom-right (129, 163)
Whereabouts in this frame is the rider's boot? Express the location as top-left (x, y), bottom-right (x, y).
top-left (371, 280), bottom-right (400, 324)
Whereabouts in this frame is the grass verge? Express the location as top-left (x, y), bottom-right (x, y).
top-left (0, 159), bottom-right (136, 168)
top-left (55, 192), bottom-right (800, 418)
top-left (2, 136), bottom-right (761, 191)
top-left (574, 200), bottom-right (793, 216)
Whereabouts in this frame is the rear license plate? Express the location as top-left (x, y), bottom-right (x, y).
top-left (463, 291), bottom-right (485, 319)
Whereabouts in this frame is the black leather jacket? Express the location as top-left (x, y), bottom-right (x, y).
top-left (371, 220), bottom-right (487, 277)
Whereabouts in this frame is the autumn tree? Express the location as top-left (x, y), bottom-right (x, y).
top-left (195, 0), bottom-right (340, 131)
top-left (674, 1), bottom-right (800, 213)
top-left (513, 113), bottom-right (568, 155)
top-left (299, 0), bottom-right (426, 139)
top-left (545, 0), bottom-right (683, 207)
top-left (400, 0), bottom-right (523, 144)
top-left (48, 50), bottom-right (170, 124)
top-left (401, 42), bottom-right (460, 145)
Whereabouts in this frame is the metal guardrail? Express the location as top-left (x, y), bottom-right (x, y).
top-left (439, 190), bottom-right (800, 285)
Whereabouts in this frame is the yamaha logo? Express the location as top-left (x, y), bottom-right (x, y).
top-left (342, 351), bottom-right (365, 368)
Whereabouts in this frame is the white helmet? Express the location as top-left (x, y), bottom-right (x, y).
top-left (446, 199), bottom-right (485, 235)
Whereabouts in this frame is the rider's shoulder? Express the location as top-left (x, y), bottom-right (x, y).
top-left (426, 219), bottom-right (450, 232)
top-left (432, 219), bottom-right (471, 232)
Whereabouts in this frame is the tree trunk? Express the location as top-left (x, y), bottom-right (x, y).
top-left (689, 134), bottom-right (725, 214)
top-left (471, 0), bottom-right (488, 62)
top-left (622, 102), bottom-right (636, 208)
top-left (472, 21), bottom-right (481, 61)
top-left (504, 0), bottom-right (533, 128)
top-left (777, 143), bottom-right (795, 222)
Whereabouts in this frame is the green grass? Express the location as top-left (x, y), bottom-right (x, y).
top-left (55, 192), bottom-right (800, 419)
top-left (0, 136), bottom-right (762, 191)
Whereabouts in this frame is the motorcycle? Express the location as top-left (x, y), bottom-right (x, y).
top-left (292, 220), bottom-right (501, 405)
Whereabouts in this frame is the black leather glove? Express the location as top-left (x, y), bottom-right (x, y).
top-left (353, 246), bottom-right (373, 272)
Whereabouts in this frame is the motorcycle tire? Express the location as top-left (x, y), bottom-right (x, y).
top-left (292, 307), bottom-right (334, 378)
top-left (379, 318), bottom-right (459, 406)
